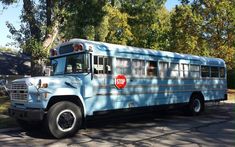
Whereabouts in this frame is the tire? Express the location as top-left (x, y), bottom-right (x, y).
top-left (17, 119), bottom-right (41, 131)
top-left (46, 101), bottom-right (82, 139)
top-left (188, 94), bottom-right (204, 116)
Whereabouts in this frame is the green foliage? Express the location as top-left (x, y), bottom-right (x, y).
top-left (61, 0), bottom-right (107, 40)
top-left (0, 47), bottom-right (16, 53)
top-left (102, 4), bottom-right (133, 45)
top-left (122, 0), bottom-right (169, 49)
top-left (227, 70), bottom-right (235, 89)
top-left (2, 0), bottom-right (74, 75)
top-left (170, 0), bottom-right (235, 69)
top-left (0, 0), bottom-right (16, 5)
top-left (169, 5), bottom-right (205, 54)
top-left (62, 1), bottom-right (133, 45)
top-left (1, 0), bottom-right (235, 72)
top-left (21, 38), bottom-right (46, 59)
top-left (96, 15), bottom-right (110, 42)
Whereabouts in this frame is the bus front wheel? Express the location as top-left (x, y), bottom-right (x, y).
top-left (46, 101), bottom-right (82, 138)
top-left (188, 94), bottom-right (204, 116)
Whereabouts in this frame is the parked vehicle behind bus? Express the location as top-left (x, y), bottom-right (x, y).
top-left (8, 39), bottom-right (227, 138)
top-left (0, 79), bottom-right (9, 96)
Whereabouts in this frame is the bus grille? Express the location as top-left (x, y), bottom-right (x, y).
top-left (10, 82), bottom-right (28, 102)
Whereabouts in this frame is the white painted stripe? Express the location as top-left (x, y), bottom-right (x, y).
top-left (96, 89), bottom-right (226, 96)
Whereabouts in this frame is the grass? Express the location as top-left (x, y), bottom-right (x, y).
top-left (228, 89), bottom-right (235, 103)
top-left (0, 96), bottom-right (17, 129)
top-left (0, 96), bottom-right (10, 114)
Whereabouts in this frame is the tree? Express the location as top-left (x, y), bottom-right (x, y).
top-left (3, 0), bottom-right (233, 71)
top-left (169, 5), bottom-right (206, 55)
top-left (99, 4), bottom-right (133, 45)
top-left (170, 0), bottom-right (235, 69)
top-left (195, 0), bottom-right (235, 69)
top-left (2, 0), bottom-right (70, 75)
top-left (62, 1), bottom-right (132, 45)
top-left (121, 0), bottom-right (169, 50)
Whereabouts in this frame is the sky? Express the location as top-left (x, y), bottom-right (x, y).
top-left (0, 0), bottom-right (181, 49)
top-left (0, 1), bottom-right (23, 48)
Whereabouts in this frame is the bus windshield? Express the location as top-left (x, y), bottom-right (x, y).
top-left (51, 53), bottom-right (90, 75)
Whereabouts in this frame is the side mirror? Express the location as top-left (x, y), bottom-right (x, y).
top-left (44, 66), bottom-right (52, 76)
top-left (90, 53), bottom-right (93, 80)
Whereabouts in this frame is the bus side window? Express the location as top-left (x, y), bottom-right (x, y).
top-left (94, 56), bottom-right (98, 74)
top-left (201, 66), bottom-right (210, 77)
top-left (169, 63), bottom-right (179, 77)
top-left (211, 67), bottom-right (219, 77)
top-left (94, 56), bottom-right (103, 74)
top-left (94, 56), bottom-right (112, 74)
top-left (98, 57), bottom-right (104, 74)
top-left (159, 62), bottom-right (168, 77)
top-left (116, 58), bottom-right (131, 75)
top-left (104, 57), bottom-right (112, 74)
top-left (190, 65), bottom-right (200, 78)
top-left (132, 59), bottom-right (145, 76)
top-left (220, 67), bottom-right (225, 78)
top-left (182, 64), bottom-right (189, 78)
top-left (147, 61), bottom-right (157, 76)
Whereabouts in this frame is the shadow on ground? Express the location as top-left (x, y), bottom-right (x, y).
top-left (0, 103), bottom-right (234, 146)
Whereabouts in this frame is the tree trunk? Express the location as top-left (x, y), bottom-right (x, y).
top-left (42, 20), bottom-right (59, 51)
top-left (22, 0), bottom-right (61, 76)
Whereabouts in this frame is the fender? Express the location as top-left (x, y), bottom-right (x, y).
top-left (46, 87), bottom-right (87, 117)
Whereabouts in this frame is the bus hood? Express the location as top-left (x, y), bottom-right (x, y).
top-left (12, 75), bottom-right (82, 88)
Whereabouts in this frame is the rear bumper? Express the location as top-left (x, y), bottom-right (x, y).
top-left (224, 94), bottom-right (228, 101)
top-left (205, 94), bottom-right (228, 102)
top-left (8, 107), bottom-right (45, 121)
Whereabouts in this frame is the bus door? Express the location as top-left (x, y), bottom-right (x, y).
top-left (81, 53), bottom-right (93, 98)
top-left (83, 55), bottom-right (112, 97)
top-left (89, 56), bottom-right (113, 110)
top-left (64, 52), bottom-right (93, 98)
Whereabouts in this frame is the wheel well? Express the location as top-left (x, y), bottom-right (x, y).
top-left (46, 95), bottom-right (85, 117)
top-left (190, 91), bottom-right (204, 102)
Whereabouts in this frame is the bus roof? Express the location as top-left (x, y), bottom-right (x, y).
top-left (61, 38), bottom-right (225, 67)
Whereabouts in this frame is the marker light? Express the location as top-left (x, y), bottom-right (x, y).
top-left (50, 48), bottom-right (57, 57)
top-left (73, 43), bottom-right (83, 52)
top-left (88, 46), bottom-right (93, 52)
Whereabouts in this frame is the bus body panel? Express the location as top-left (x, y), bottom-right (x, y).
top-left (84, 75), bottom-right (226, 115)
top-left (9, 38), bottom-right (227, 119)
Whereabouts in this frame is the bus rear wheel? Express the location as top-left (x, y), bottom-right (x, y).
top-left (188, 94), bottom-right (204, 116)
top-left (46, 101), bottom-right (82, 138)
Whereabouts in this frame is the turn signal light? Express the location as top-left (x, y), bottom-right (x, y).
top-left (41, 83), bottom-right (48, 88)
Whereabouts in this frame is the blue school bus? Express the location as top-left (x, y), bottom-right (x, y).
top-left (8, 39), bottom-right (227, 138)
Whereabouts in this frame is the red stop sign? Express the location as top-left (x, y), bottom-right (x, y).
top-left (115, 74), bottom-right (127, 89)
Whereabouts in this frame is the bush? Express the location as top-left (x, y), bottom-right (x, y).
top-left (227, 70), bottom-right (235, 89)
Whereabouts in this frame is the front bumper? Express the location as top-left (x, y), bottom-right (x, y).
top-left (8, 107), bottom-right (45, 121)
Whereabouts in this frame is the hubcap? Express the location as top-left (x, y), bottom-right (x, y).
top-left (56, 109), bottom-right (76, 132)
top-left (193, 99), bottom-right (201, 113)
